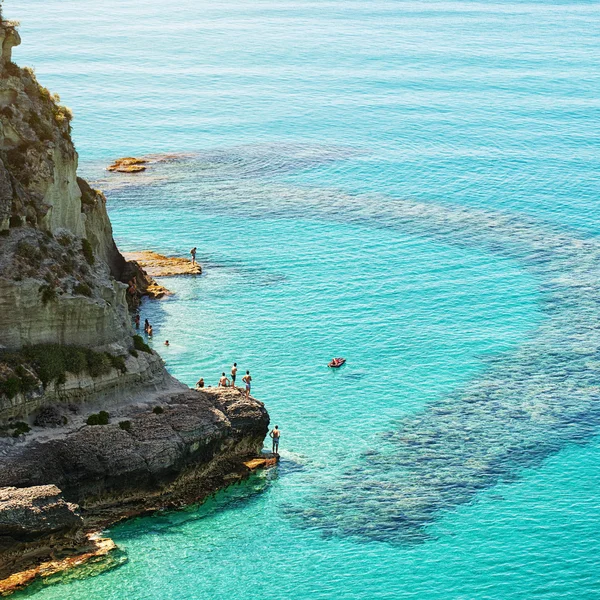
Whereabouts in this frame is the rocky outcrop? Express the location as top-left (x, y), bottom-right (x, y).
top-left (0, 22), bottom-right (132, 352)
top-left (0, 485), bottom-right (84, 579)
top-left (122, 251), bottom-right (202, 277)
top-left (0, 388), bottom-right (269, 527)
top-left (107, 157), bottom-right (147, 173)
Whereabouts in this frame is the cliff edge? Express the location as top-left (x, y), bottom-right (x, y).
top-left (0, 20), bottom-right (269, 585)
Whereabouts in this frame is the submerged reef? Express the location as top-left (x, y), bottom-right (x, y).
top-left (269, 188), bottom-right (600, 543)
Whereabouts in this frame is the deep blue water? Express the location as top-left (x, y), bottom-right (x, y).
top-left (9, 0), bottom-right (600, 598)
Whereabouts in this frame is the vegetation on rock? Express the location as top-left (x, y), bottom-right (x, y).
top-left (11, 421), bottom-right (31, 437)
top-left (86, 410), bottom-right (109, 426)
top-left (0, 345), bottom-right (128, 396)
top-left (81, 238), bottom-right (94, 265)
top-left (133, 335), bottom-right (152, 354)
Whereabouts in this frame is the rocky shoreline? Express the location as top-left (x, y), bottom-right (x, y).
top-left (0, 386), bottom-right (269, 591)
top-left (0, 19), bottom-right (271, 593)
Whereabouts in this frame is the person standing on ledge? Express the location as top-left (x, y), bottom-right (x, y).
top-left (190, 247), bottom-right (197, 265)
top-left (270, 425), bottom-right (280, 455)
top-left (242, 370), bottom-right (252, 399)
top-left (231, 362), bottom-right (238, 388)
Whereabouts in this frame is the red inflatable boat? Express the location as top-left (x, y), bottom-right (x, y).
top-left (328, 357), bottom-right (346, 368)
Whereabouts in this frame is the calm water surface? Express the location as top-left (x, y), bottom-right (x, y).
top-left (9, 0), bottom-right (600, 598)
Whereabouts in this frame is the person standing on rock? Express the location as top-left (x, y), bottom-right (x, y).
top-left (218, 372), bottom-right (230, 387)
top-left (269, 426), bottom-right (280, 455)
top-left (190, 247), bottom-right (197, 265)
top-left (242, 371), bottom-right (252, 399)
top-left (231, 363), bottom-right (238, 388)
top-left (134, 314), bottom-right (140, 329)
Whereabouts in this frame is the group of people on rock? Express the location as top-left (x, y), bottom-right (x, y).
top-left (195, 363), bottom-right (252, 399)
top-left (132, 313), bottom-right (281, 455)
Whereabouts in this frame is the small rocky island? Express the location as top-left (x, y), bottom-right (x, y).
top-left (0, 20), bottom-right (269, 593)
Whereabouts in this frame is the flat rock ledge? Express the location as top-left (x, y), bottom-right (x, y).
top-left (107, 157), bottom-right (147, 173)
top-left (122, 251), bottom-right (202, 278)
top-left (0, 485), bottom-right (114, 593)
top-left (0, 529), bottom-right (117, 597)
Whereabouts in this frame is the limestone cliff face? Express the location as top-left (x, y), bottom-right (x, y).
top-left (0, 21), bottom-right (130, 353)
top-left (0, 22), bottom-right (270, 585)
top-left (0, 21), bottom-right (163, 428)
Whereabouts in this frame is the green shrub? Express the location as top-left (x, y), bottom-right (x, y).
top-left (39, 284), bottom-right (58, 305)
top-left (1, 345), bottom-right (126, 391)
top-left (0, 376), bottom-right (22, 398)
top-left (73, 282), bottom-right (92, 297)
top-left (119, 420), bottom-right (131, 432)
top-left (86, 350), bottom-right (112, 378)
top-left (81, 238), bottom-right (94, 265)
top-left (152, 406), bottom-right (164, 415)
top-left (15, 366), bottom-right (38, 394)
top-left (86, 413), bottom-right (100, 425)
top-left (108, 354), bottom-right (127, 374)
top-left (87, 411), bottom-right (109, 426)
top-left (38, 85), bottom-right (51, 102)
top-left (11, 421), bottom-right (31, 437)
top-left (133, 335), bottom-right (152, 354)
top-left (129, 348), bottom-right (139, 358)
top-left (23, 345), bottom-right (69, 386)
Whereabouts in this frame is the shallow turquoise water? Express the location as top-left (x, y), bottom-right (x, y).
top-left (9, 0), bottom-right (600, 597)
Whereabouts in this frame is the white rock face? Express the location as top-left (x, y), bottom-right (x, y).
top-left (0, 22), bottom-right (165, 420)
top-left (40, 145), bottom-right (86, 236)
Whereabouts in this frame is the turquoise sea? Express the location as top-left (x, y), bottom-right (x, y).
top-left (10, 0), bottom-right (600, 598)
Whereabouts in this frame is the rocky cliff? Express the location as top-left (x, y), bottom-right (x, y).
top-left (0, 28), bottom-right (130, 351)
top-left (0, 20), bottom-right (269, 585)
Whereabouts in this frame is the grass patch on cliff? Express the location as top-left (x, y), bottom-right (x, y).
top-left (73, 282), bottom-right (92, 297)
top-left (39, 283), bottom-right (58, 305)
top-left (133, 335), bottom-right (152, 354)
top-left (81, 238), bottom-right (95, 265)
top-left (0, 345), bottom-right (128, 393)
